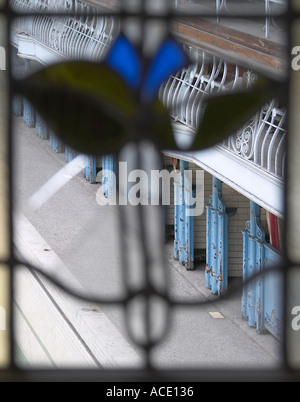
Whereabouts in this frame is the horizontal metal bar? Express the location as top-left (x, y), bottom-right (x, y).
top-left (6, 6), bottom-right (288, 19)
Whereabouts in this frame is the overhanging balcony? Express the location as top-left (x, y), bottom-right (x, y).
top-left (160, 53), bottom-right (286, 217)
top-left (160, 51), bottom-right (286, 177)
top-left (10, 0), bottom-right (119, 63)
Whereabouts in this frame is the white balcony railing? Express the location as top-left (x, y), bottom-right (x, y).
top-left (159, 50), bottom-right (242, 130)
top-left (222, 100), bottom-right (286, 179)
top-left (10, 0), bottom-right (119, 62)
top-left (160, 52), bottom-right (286, 180)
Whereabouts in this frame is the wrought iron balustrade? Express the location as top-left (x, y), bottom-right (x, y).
top-left (10, 0), bottom-right (118, 61)
top-left (222, 99), bottom-right (286, 180)
top-left (159, 52), bottom-right (286, 181)
top-left (159, 50), bottom-right (241, 129)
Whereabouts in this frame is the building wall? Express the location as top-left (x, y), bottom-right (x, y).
top-left (189, 162), bottom-right (212, 252)
top-left (222, 184), bottom-right (248, 277)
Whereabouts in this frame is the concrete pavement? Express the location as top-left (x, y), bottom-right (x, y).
top-left (12, 114), bottom-right (282, 370)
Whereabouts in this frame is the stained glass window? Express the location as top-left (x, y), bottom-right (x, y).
top-left (0, 0), bottom-right (299, 383)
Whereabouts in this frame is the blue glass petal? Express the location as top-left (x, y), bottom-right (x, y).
top-left (141, 37), bottom-right (189, 101)
top-left (105, 34), bottom-right (142, 90)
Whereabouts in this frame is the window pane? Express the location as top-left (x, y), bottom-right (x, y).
top-left (286, 17), bottom-right (300, 370)
top-left (287, 20), bottom-right (300, 263)
top-left (6, 0), bottom-right (291, 374)
top-left (0, 13), bottom-right (10, 368)
top-left (10, 9), bottom-right (137, 368)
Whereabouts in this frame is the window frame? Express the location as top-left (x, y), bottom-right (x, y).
top-left (0, 0), bottom-right (299, 382)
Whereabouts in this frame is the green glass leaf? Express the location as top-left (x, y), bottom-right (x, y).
top-left (150, 100), bottom-right (178, 150)
top-left (18, 62), bottom-right (137, 155)
top-left (190, 76), bottom-right (277, 150)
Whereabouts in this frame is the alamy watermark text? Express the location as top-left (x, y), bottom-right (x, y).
top-left (292, 46), bottom-right (300, 71)
top-left (291, 306), bottom-right (300, 331)
top-left (96, 163), bottom-right (204, 217)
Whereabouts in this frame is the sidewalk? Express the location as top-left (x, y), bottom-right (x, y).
top-left (12, 115), bottom-right (281, 370)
